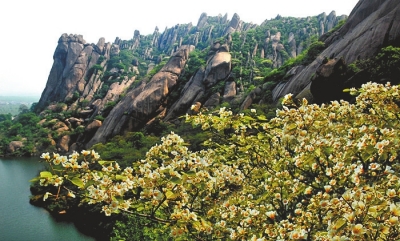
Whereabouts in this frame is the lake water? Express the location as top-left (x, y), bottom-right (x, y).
top-left (0, 157), bottom-right (94, 241)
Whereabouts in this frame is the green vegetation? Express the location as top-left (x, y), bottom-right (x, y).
top-left (348, 46), bottom-right (400, 82)
top-left (31, 82), bottom-right (400, 240)
top-left (0, 96), bottom-right (38, 115)
top-left (92, 132), bottom-right (160, 168)
top-left (14, 12), bottom-right (400, 241)
top-left (0, 110), bottom-right (51, 156)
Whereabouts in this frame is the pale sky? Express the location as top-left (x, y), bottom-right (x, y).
top-left (0, 0), bottom-right (359, 97)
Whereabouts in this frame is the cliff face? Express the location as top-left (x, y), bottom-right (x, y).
top-left (86, 45), bottom-right (194, 147)
top-left (37, 34), bottom-right (111, 110)
top-left (272, 0), bottom-right (400, 102)
top-left (37, 10), bottom-right (349, 151)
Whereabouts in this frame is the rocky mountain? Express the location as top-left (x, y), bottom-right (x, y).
top-left (271, 0), bottom-right (400, 103)
top-left (32, 0), bottom-right (399, 153)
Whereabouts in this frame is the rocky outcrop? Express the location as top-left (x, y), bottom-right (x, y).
top-left (204, 93), bottom-right (220, 108)
top-left (223, 80), bottom-right (236, 102)
top-left (197, 13), bottom-right (208, 29)
top-left (87, 45), bottom-right (194, 147)
top-left (273, 0), bottom-right (400, 102)
top-left (164, 68), bottom-right (205, 121)
top-left (272, 66), bottom-right (305, 100)
top-left (53, 120), bottom-right (69, 134)
top-left (91, 76), bottom-right (135, 117)
top-left (203, 52), bottom-right (231, 87)
top-left (225, 13), bottom-right (242, 34)
top-left (85, 120), bottom-right (102, 132)
top-left (58, 135), bottom-right (70, 152)
top-left (37, 34), bottom-right (110, 110)
top-left (240, 87), bottom-right (262, 110)
top-left (131, 30), bottom-right (141, 50)
top-left (164, 43), bottom-right (233, 121)
top-left (35, 10), bottom-right (349, 153)
top-left (7, 141), bottom-right (24, 153)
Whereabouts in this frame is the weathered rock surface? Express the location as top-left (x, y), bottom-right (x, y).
top-left (37, 34), bottom-right (109, 110)
top-left (164, 68), bottom-right (206, 121)
top-left (204, 93), bottom-right (220, 108)
top-left (223, 80), bottom-right (237, 102)
top-left (66, 117), bottom-right (84, 128)
top-left (240, 87), bottom-right (262, 110)
top-left (197, 13), bottom-right (208, 29)
top-left (7, 141), bottom-right (24, 153)
top-left (53, 120), bottom-right (69, 134)
top-left (164, 44), bottom-right (232, 121)
top-left (86, 81), bottom-right (146, 147)
top-left (272, 65), bottom-right (305, 101)
top-left (203, 52), bottom-right (231, 87)
top-left (85, 120), bottom-right (102, 132)
top-left (35, 10), bottom-right (351, 152)
top-left (91, 76), bottom-right (135, 117)
top-left (272, 0), bottom-right (400, 102)
top-left (58, 135), bottom-right (70, 152)
top-left (87, 45), bottom-right (194, 147)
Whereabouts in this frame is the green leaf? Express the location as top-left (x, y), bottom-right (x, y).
top-left (165, 190), bottom-right (176, 199)
top-left (84, 180), bottom-right (96, 189)
top-left (98, 160), bottom-right (114, 165)
top-left (257, 115), bottom-right (267, 121)
top-left (323, 147), bottom-right (334, 155)
top-left (184, 171), bottom-right (196, 177)
top-left (315, 148), bottom-right (321, 157)
top-left (286, 123), bottom-right (297, 131)
top-left (366, 145), bottom-right (375, 154)
top-left (170, 177), bottom-right (182, 184)
top-left (70, 177), bottom-right (84, 188)
top-left (332, 217), bottom-right (347, 230)
top-left (244, 116), bottom-right (255, 121)
top-left (116, 175), bottom-right (127, 181)
top-left (40, 171), bottom-right (53, 178)
top-left (29, 177), bottom-right (40, 182)
top-left (192, 221), bottom-right (201, 231)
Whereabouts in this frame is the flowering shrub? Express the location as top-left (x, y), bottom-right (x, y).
top-left (33, 82), bottom-right (400, 240)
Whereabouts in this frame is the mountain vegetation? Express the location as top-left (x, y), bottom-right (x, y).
top-left (31, 82), bottom-right (400, 240)
top-left (1, 10), bottom-right (346, 157)
top-left (1, 0), bottom-right (400, 239)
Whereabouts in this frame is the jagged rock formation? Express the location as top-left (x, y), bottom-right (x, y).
top-left (164, 68), bottom-right (206, 121)
top-left (164, 43), bottom-right (233, 121)
top-left (36, 10), bottom-right (348, 151)
top-left (86, 45), bottom-right (194, 147)
top-left (91, 76), bottom-right (135, 117)
top-left (272, 0), bottom-right (400, 102)
top-left (37, 34), bottom-right (112, 110)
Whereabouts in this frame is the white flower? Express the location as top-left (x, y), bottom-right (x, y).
top-left (40, 152), bottom-right (50, 160)
top-left (43, 192), bottom-right (52, 201)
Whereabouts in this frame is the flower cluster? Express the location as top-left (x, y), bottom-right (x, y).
top-left (35, 82), bottom-right (400, 240)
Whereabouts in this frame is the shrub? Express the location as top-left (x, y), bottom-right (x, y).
top-left (32, 82), bottom-right (400, 240)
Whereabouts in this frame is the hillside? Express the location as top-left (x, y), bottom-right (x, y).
top-left (1, 0), bottom-right (400, 158)
top-left (4, 0), bottom-right (400, 240)
top-left (27, 10), bottom-right (345, 153)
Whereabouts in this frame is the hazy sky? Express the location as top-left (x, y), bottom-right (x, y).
top-left (0, 0), bottom-right (359, 97)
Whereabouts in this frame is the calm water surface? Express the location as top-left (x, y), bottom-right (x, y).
top-left (0, 157), bottom-right (94, 241)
